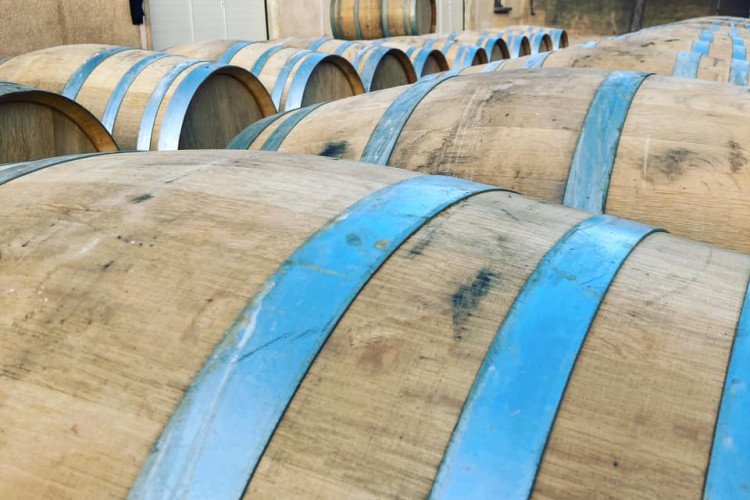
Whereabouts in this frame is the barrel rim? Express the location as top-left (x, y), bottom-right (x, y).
top-left (359, 46), bottom-right (418, 91)
top-left (413, 48), bottom-right (450, 77)
top-left (486, 36), bottom-right (511, 60)
top-left (158, 63), bottom-right (276, 151)
top-left (0, 81), bottom-right (119, 153)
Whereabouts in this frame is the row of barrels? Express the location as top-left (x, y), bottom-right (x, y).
top-left (476, 16), bottom-right (750, 86)
top-left (3, 16), bottom-right (750, 499)
top-left (1, 148), bottom-right (748, 499)
top-left (0, 24), bottom-right (566, 163)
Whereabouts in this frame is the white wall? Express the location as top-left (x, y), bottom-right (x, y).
top-left (148, 0), bottom-right (268, 50)
top-left (436, 0), bottom-right (465, 33)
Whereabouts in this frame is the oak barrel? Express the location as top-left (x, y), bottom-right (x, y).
top-left (382, 37), bottom-right (488, 69)
top-left (1, 149), bottom-right (749, 499)
top-left (408, 33), bottom-right (511, 61)
top-left (501, 25), bottom-right (570, 49)
top-left (330, 0), bottom-right (436, 39)
top-left (486, 44), bottom-right (750, 86)
top-left (167, 40), bottom-right (365, 112)
top-left (599, 28), bottom-right (748, 63)
top-left (0, 45), bottom-right (275, 150)
top-left (503, 32), bottom-right (532, 57)
top-left (229, 68), bottom-right (750, 253)
top-left (0, 81), bottom-right (117, 163)
top-left (395, 44), bottom-right (449, 77)
top-left (275, 38), bottom-right (417, 91)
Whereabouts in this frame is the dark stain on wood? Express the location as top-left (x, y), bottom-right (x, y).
top-left (727, 139), bottom-right (745, 174)
top-left (131, 193), bottom-right (153, 204)
top-left (452, 268), bottom-right (498, 340)
top-left (407, 228), bottom-right (437, 257)
top-left (320, 140), bottom-right (349, 158)
top-left (647, 148), bottom-right (694, 183)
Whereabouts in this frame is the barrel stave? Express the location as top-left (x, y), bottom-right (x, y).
top-left (1, 151), bottom-right (748, 498)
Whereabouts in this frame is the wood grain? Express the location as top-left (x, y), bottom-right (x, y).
top-left (0, 150), bottom-right (746, 498)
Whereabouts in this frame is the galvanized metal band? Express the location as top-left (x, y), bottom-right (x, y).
top-left (412, 47), bottom-right (432, 77)
top-left (62, 46), bottom-right (134, 99)
top-left (329, 0), bottom-right (339, 38)
top-left (334, 40), bottom-right (356, 56)
top-left (507, 34), bottom-right (523, 58)
top-left (0, 81), bottom-right (38, 97)
top-left (430, 214), bottom-right (662, 500)
top-left (477, 32), bottom-right (490, 49)
top-left (401, 0), bottom-right (409, 35)
top-left (352, 44), bottom-right (370, 67)
top-left (129, 174), bottom-right (502, 500)
top-left (704, 275), bottom-right (750, 499)
top-left (692, 39), bottom-right (711, 55)
top-left (250, 46), bottom-right (285, 75)
top-left (358, 46), bottom-right (392, 91)
top-left (580, 40), bottom-right (599, 48)
top-left (381, 0), bottom-right (391, 37)
top-left (218, 41), bottom-right (254, 64)
top-left (283, 52), bottom-right (330, 110)
top-left (409, 0), bottom-right (418, 35)
top-left (353, 0), bottom-right (363, 39)
top-left (453, 45), bottom-right (468, 69)
top-left (136, 59), bottom-right (201, 151)
top-left (523, 51), bottom-right (550, 68)
top-left (308, 37), bottom-right (329, 51)
top-left (361, 74), bottom-right (454, 165)
top-left (700, 30), bottom-right (715, 42)
top-left (419, 71), bottom-right (444, 81)
top-left (101, 53), bottom-right (170, 133)
top-left (481, 59), bottom-right (507, 72)
top-left (732, 40), bottom-right (747, 61)
top-left (530, 33), bottom-right (545, 54)
top-left (225, 111), bottom-right (294, 149)
top-left (730, 59), bottom-right (750, 85)
top-left (260, 102), bottom-right (326, 151)
top-left (550, 29), bottom-right (563, 49)
top-left (158, 62), bottom-right (238, 151)
top-left (673, 50), bottom-right (702, 78)
top-left (270, 50), bottom-right (312, 110)
top-left (0, 152), bottom-right (114, 185)
top-left (485, 35), bottom-right (507, 60)
top-left (563, 71), bottom-right (651, 213)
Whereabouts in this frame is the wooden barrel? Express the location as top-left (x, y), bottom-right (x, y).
top-left (2, 149), bottom-right (749, 499)
top-left (405, 33), bottom-right (510, 61)
top-left (229, 68), bottom-right (750, 254)
top-left (600, 28), bottom-right (748, 63)
top-left (382, 42), bottom-right (449, 77)
top-left (330, 0), bottom-right (436, 39)
top-left (501, 25), bottom-right (570, 49)
top-left (671, 16), bottom-right (749, 28)
top-left (426, 40), bottom-right (487, 69)
top-left (0, 45), bottom-right (275, 151)
top-left (0, 81), bottom-right (118, 163)
top-left (382, 37), bottom-right (488, 69)
top-left (528, 32), bottom-right (553, 54)
top-left (503, 33), bottom-right (531, 57)
top-left (167, 40), bottom-right (365, 112)
top-left (483, 44), bottom-right (750, 86)
top-left (273, 38), bottom-right (417, 91)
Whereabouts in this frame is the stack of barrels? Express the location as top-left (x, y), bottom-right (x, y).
top-left (2, 14), bottom-right (750, 500)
